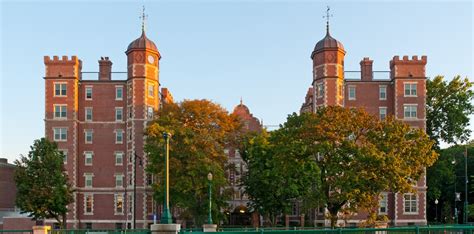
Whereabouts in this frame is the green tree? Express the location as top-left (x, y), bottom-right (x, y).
top-left (240, 127), bottom-right (320, 226)
top-left (14, 138), bottom-right (73, 228)
top-left (427, 75), bottom-right (474, 147)
top-left (145, 99), bottom-right (241, 226)
top-left (242, 107), bottom-right (437, 227)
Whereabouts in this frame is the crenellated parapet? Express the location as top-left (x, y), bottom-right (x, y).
top-left (390, 55), bottom-right (427, 79)
top-left (44, 55), bottom-right (82, 78)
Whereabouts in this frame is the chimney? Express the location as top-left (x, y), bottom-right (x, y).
top-left (360, 57), bottom-right (373, 81)
top-left (98, 57), bottom-right (112, 80)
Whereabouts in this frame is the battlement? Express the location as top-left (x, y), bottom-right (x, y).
top-left (390, 55), bottom-right (427, 78)
top-left (390, 55), bottom-right (427, 65)
top-left (44, 55), bottom-right (82, 78)
top-left (44, 55), bottom-right (81, 64)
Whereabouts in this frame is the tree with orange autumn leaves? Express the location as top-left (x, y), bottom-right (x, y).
top-left (241, 106), bottom-right (438, 227)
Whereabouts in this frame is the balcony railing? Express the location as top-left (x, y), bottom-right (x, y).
top-left (80, 72), bottom-right (127, 80)
top-left (344, 71), bottom-right (390, 80)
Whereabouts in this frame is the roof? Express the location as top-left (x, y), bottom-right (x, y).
top-left (126, 31), bottom-right (158, 53)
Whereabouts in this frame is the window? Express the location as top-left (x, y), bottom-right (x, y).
top-left (404, 193), bottom-right (417, 213)
top-left (115, 174), bottom-right (124, 187)
top-left (85, 87), bottom-right (93, 100)
top-left (115, 152), bottom-right (124, 165)
top-left (348, 86), bottom-right (356, 100)
top-left (59, 149), bottom-right (68, 164)
top-left (85, 108), bottom-right (93, 121)
top-left (404, 105), bottom-right (417, 118)
top-left (115, 194), bottom-right (124, 214)
top-left (317, 83), bottom-right (324, 98)
top-left (128, 106), bottom-right (133, 118)
top-left (116, 86), bottom-right (123, 100)
top-left (147, 106), bottom-right (154, 119)
top-left (128, 128), bottom-right (132, 140)
top-left (84, 194), bottom-right (93, 214)
top-left (379, 193), bottom-right (388, 214)
top-left (146, 195), bottom-right (154, 215)
top-left (404, 83), bottom-right (417, 97)
top-left (146, 173), bottom-right (153, 185)
top-left (379, 85), bottom-right (387, 100)
top-left (116, 130), bottom-right (124, 144)
top-left (84, 152), bottom-right (93, 166)
top-left (84, 173), bottom-right (93, 188)
top-left (85, 223), bottom-right (92, 229)
top-left (54, 83), bottom-right (67, 96)
top-left (54, 105), bottom-right (67, 119)
top-left (115, 108), bottom-right (123, 121)
top-left (379, 107), bottom-right (387, 120)
top-left (148, 83), bottom-right (155, 97)
top-left (53, 128), bottom-right (67, 141)
top-left (85, 130), bottom-right (93, 144)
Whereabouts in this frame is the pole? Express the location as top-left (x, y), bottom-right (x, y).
top-left (208, 176), bottom-right (213, 224)
top-left (133, 153), bottom-right (137, 229)
top-left (160, 132), bottom-right (173, 224)
top-left (464, 146), bottom-right (468, 224)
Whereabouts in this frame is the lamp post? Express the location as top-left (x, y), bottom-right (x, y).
top-left (452, 159), bottom-right (459, 224)
top-left (435, 199), bottom-right (439, 223)
top-left (133, 153), bottom-right (142, 229)
top-left (160, 132), bottom-right (173, 224)
top-left (463, 146), bottom-right (468, 224)
top-left (207, 172), bottom-right (213, 224)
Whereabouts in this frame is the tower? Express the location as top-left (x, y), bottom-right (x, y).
top-left (125, 10), bottom-right (161, 228)
top-left (310, 8), bottom-right (345, 109)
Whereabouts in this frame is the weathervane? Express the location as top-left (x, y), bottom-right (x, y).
top-left (140, 5), bottom-right (148, 33)
top-left (322, 6), bottom-right (333, 34)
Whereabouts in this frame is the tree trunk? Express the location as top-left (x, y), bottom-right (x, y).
top-left (62, 213), bottom-right (67, 229)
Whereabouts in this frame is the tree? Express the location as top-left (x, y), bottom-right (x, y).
top-left (427, 143), bottom-right (474, 223)
top-left (145, 99), bottom-right (241, 226)
top-left (427, 75), bottom-right (474, 147)
top-left (14, 138), bottom-right (73, 228)
top-left (240, 127), bottom-right (320, 226)
top-left (242, 107), bottom-right (437, 227)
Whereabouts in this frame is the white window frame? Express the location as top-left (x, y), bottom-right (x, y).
top-left (54, 83), bottom-right (67, 97)
top-left (148, 83), bottom-right (155, 98)
top-left (84, 193), bottom-right (94, 215)
top-left (403, 193), bottom-right (418, 214)
top-left (85, 86), bottom-right (93, 100)
top-left (147, 106), bottom-right (154, 119)
top-left (114, 193), bottom-right (124, 215)
top-left (379, 85), bottom-right (387, 100)
top-left (348, 86), bottom-right (356, 100)
top-left (379, 192), bottom-right (388, 214)
top-left (115, 174), bottom-right (124, 188)
top-left (316, 83), bottom-right (324, 98)
top-left (404, 82), bottom-right (417, 97)
top-left (115, 152), bottom-right (124, 165)
top-left (53, 127), bottom-right (67, 142)
top-left (84, 173), bottom-right (93, 188)
top-left (54, 104), bottom-right (67, 119)
top-left (84, 151), bottom-right (93, 166)
top-left (379, 107), bottom-right (387, 120)
top-left (85, 107), bottom-right (93, 122)
top-left (115, 130), bottom-right (124, 144)
top-left (115, 86), bottom-right (123, 100)
top-left (403, 104), bottom-right (418, 119)
top-left (115, 107), bottom-right (123, 122)
top-left (85, 130), bottom-right (93, 144)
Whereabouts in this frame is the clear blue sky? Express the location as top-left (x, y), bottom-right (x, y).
top-left (1, 0), bottom-right (472, 163)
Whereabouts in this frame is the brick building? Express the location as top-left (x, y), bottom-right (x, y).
top-left (300, 23), bottom-right (427, 226)
top-left (225, 100), bottom-right (262, 226)
top-left (44, 26), bottom-right (168, 229)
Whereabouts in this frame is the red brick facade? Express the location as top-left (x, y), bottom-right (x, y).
top-left (301, 28), bottom-right (428, 226)
top-left (0, 158), bottom-right (16, 211)
top-left (44, 30), bottom-right (166, 229)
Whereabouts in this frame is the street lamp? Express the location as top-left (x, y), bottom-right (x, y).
top-left (133, 153), bottom-right (143, 229)
top-left (160, 132), bottom-right (173, 224)
top-left (463, 146), bottom-right (468, 224)
top-left (435, 199), bottom-right (438, 223)
top-left (207, 172), bottom-right (213, 224)
top-left (452, 159), bottom-right (459, 224)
